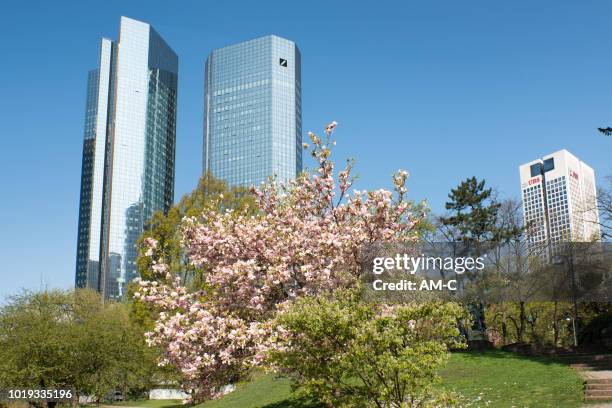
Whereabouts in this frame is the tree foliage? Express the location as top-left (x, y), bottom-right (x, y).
top-left (439, 177), bottom-right (520, 247)
top-left (267, 288), bottom-right (467, 408)
top-left (0, 289), bottom-right (156, 402)
top-left (596, 175), bottom-right (612, 241)
top-left (597, 127), bottom-right (612, 136)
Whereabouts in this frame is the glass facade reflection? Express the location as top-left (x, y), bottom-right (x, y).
top-left (75, 17), bottom-right (178, 300)
top-left (203, 35), bottom-right (302, 187)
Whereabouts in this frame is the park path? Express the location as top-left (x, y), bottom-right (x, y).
top-left (567, 354), bottom-right (612, 406)
top-left (578, 368), bottom-right (612, 403)
top-left (581, 370), bottom-right (612, 407)
top-left (552, 353), bottom-right (612, 405)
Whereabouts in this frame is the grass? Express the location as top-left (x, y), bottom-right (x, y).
top-left (118, 350), bottom-right (585, 408)
top-left (109, 400), bottom-right (185, 408)
top-left (198, 373), bottom-right (321, 408)
top-left (439, 350), bottom-right (584, 407)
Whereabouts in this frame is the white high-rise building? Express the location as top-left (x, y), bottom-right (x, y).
top-left (519, 149), bottom-right (600, 248)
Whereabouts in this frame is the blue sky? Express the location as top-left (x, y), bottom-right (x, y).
top-left (0, 0), bottom-right (610, 301)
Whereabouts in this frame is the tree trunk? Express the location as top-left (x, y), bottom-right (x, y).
top-left (553, 301), bottom-right (559, 346)
top-left (518, 301), bottom-right (526, 343)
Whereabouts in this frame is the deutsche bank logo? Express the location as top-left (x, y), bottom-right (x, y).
top-left (279, 58), bottom-right (288, 67)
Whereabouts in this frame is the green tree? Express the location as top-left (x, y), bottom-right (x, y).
top-left (0, 289), bottom-right (156, 403)
top-left (0, 290), bottom-right (73, 390)
top-left (69, 293), bottom-right (158, 402)
top-left (439, 177), bottom-right (519, 246)
top-left (437, 179), bottom-right (523, 337)
top-left (267, 288), bottom-right (467, 408)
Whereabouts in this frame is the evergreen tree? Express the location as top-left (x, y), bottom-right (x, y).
top-left (438, 178), bottom-right (522, 338)
top-left (440, 177), bottom-right (520, 246)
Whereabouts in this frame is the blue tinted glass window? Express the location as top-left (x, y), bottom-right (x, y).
top-left (543, 158), bottom-right (555, 172)
top-left (530, 163), bottom-right (542, 177)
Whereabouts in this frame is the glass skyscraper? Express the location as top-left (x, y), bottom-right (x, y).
top-left (75, 17), bottom-right (178, 300)
top-left (203, 35), bottom-right (302, 187)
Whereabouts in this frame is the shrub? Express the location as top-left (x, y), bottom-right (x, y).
top-left (267, 288), bottom-right (467, 408)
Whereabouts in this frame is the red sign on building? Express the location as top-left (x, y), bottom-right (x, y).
top-left (528, 177), bottom-right (541, 186)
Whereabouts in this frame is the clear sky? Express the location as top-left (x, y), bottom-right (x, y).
top-left (0, 0), bottom-right (610, 301)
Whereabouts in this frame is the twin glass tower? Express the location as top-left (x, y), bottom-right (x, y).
top-left (76, 17), bottom-right (178, 300)
top-left (203, 35), bottom-right (302, 186)
top-left (76, 17), bottom-right (302, 300)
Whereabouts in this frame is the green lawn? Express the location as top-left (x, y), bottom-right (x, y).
top-left (119, 351), bottom-right (584, 408)
top-left (110, 400), bottom-right (184, 408)
top-left (198, 372), bottom-right (320, 408)
top-left (439, 351), bottom-right (584, 408)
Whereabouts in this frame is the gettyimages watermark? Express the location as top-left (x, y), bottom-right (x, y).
top-left (371, 253), bottom-right (486, 291)
top-left (359, 241), bottom-right (612, 303)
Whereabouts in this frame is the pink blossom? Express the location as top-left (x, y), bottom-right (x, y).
top-left (135, 122), bottom-right (425, 402)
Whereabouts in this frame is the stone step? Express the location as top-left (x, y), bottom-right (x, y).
top-left (586, 389), bottom-right (612, 396)
top-left (585, 395), bottom-right (612, 401)
top-left (575, 368), bottom-right (612, 372)
top-left (587, 384), bottom-right (612, 390)
top-left (573, 368), bottom-right (612, 372)
top-left (587, 379), bottom-right (612, 385)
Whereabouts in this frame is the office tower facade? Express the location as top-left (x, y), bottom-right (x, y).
top-left (203, 35), bottom-right (302, 187)
top-left (519, 149), bottom-right (600, 249)
top-left (75, 17), bottom-right (178, 300)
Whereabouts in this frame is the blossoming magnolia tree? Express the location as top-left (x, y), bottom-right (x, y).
top-left (135, 122), bottom-right (427, 401)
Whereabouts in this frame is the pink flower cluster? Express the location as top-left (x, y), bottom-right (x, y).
top-left (135, 122), bottom-right (425, 401)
